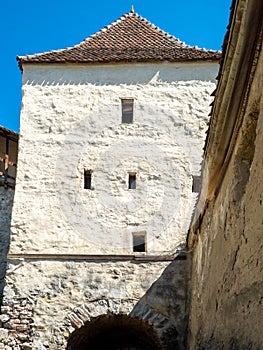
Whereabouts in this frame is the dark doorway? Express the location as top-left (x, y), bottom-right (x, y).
top-left (66, 314), bottom-right (162, 350)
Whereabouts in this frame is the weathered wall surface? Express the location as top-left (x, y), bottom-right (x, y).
top-left (1, 259), bottom-right (171, 349)
top-left (0, 188), bottom-right (14, 298)
top-left (188, 37), bottom-right (263, 349)
top-left (131, 256), bottom-right (190, 349)
top-left (10, 62), bottom-right (217, 255)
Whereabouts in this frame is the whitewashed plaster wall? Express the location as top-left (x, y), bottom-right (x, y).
top-left (10, 62), bottom-right (218, 255)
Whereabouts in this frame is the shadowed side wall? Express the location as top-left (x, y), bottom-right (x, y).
top-left (0, 188), bottom-right (14, 299)
top-left (187, 0), bottom-right (263, 348)
top-left (0, 129), bottom-right (18, 299)
top-left (131, 256), bottom-right (190, 350)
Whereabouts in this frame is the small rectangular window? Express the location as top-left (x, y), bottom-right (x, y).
top-left (192, 175), bottom-right (201, 193)
top-left (121, 98), bottom-right (134, 123)
top-left (84, 170), bottom-right (92, 189)
top-left (128, 173), bottom-right (136, 189)
top-left (133, 232), bottom-right (146, 252)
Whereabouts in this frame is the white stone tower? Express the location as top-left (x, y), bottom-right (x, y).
top-left (2, 11), bottom-right (219, 349)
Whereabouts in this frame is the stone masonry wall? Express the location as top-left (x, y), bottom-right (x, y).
top-left (131, 256), bottom-right (190, 349)
top-left (187, 39), bottom-right (263, 349)
top-left (1, 260), bottom-right (172, 349)
top-left (0, 188), bottom-right (14, 298)
top-left (0, 298), bottom-right (33, 350)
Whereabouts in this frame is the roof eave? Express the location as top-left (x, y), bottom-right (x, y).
top-left (0, 126), bottom-right (19, 139)
top-left (187, 0), bottom-right (263, 248)
top-left (17, 56), bottom-right (221, 71)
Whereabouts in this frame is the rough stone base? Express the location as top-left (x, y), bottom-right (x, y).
top-left (1, 259), bottom-right (179, 349)
top-left (0, 298), bottom-right (33, 350)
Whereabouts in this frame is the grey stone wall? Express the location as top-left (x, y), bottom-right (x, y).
top-left (1, 259), bottom-right (175, 349)
top-left (0, 298), bottom-right (33, 350)
top-left (0, 187), bottom-right (14, 298)
top-left (131, 256), bottom-right (190, 350)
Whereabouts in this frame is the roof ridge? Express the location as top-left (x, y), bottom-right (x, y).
top-left (84, 12), bottom-right (132, 43)
top-left (131, 13), bottom-right (221, 52)
top-left (84, 11), bottom-right (187, 47)
top-left (132, 12), bottom-right (186, 46)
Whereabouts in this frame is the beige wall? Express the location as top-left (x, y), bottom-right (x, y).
top-left (188, 28), bottom-right (263, 350)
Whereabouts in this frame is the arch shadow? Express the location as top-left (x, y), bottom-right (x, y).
top-left (66, 314), bottom-right (162, 350)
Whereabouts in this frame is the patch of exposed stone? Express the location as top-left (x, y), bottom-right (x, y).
top-left (66, 298), bottom-right (133, 329)
top-left (2, 259), bottom-right (173, 348)
top-left (0, 188), bottom-right (14, 297)
top-left (131, 303), bottom-right (179, 350)
top-left (131, 257), bottom-right (189, 350)
top-left (0, 298), bottom-right (33, 350)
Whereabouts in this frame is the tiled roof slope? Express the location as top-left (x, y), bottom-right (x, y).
top-left (17, 12), bottom-right (221, 68)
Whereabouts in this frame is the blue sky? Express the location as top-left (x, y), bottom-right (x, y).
top-left (1, 0), bottom-right (231, 132)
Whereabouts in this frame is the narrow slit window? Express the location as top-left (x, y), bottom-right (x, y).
top-left (121, 98), bottom-right (134, 123)
top-left (84, 170), bottom-right (92, 189)
top-left (133, 232), bottom-right (146, 252)
top-left (128, 173), bottom-right (136, 189)
top-left (192, 175), bottom-right (201, 193)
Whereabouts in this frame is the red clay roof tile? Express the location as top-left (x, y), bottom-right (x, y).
top-left (17, 12), bottom-right (221, 68)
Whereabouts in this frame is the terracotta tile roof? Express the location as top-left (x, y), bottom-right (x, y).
top-left (17, 12), bottom-right (221, 68)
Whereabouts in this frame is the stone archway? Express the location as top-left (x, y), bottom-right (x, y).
top-left (66, 314), bottom-right (162, 350)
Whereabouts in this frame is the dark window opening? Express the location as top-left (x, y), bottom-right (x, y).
top-left (84, 170), bottom-right (92, 189)
top-left (192, 175), bottom-right (201, 193)
top-left (0, 133), bottom-right (18, 189)
top-left (133, 232), bottom-right (146, 252)
top-left (122, 99), bottom-right (134, 123)
top-left (129, 173), bottom-right (136, 189)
